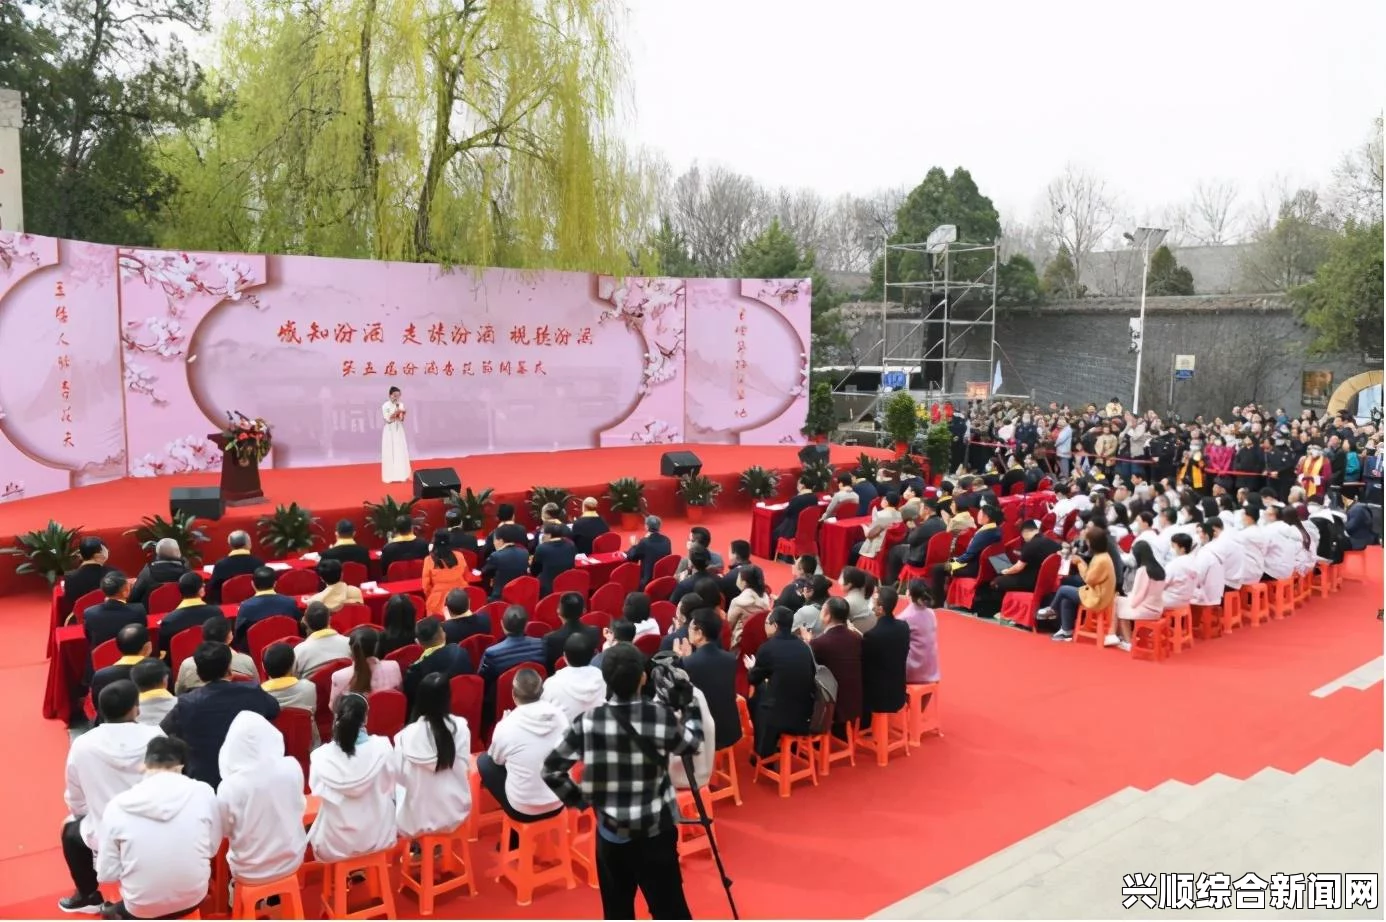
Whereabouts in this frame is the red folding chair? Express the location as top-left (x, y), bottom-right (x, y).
top-left (999, 553), bottom-right (1061, 631)
top-left (465, 585), bottom-right (488, 612)
top-left (1007, 481), bottom-right (1025, 496)
top-left (332, 602), bottom-right (373, 633)
top-left (386, 559), bottom-right (425, 581)
top-left (524, 622), bottom-right (549, 638)
top-left (652, 555), bottom-right (680, 580)
top-left (501, 575), bottom-right (540, 615)
top-left (169, 626), bottom-right (202, 678)
top-left (91, 639), bottom-right (120, 672)
top-left (590, 583), bottom-right (625, 620)
top-left (384, 643), bottom-right (423, 671)
top-left (580, 612), bottom-right (611, 630)
top-left (147, 582), bottom-right (183, 615)
top-left (448, 675), bottom-right (485, 751)
top-left (736, 611), bottom-right (768, 657)
top-left (650, 600), bottom-right (676, 633)
top-left (275, 569), bottom-right (321, 596)
top-left (551, 568), bottom-right (591, 599)
top-left (480, 601), bottom-right (509, 639)
top-left (644, 577), bottom-right (676, 604)
top-left (341, 561), bottom-right (369, 587)
top-left (610, 563), bottom-right (640, 596)
top-left (272, 708), bottom-right (314, 788)
top-left (534, 593), bottom-right (563, 629)
top-left (496, 662), bottom-right (548, 723)
top-left (860, 522), bottom-right (909, 579)
top-left (220, 574), bottom-right (256, 605)
top-left (898, 530), bottom-right (952, 586)
top-left (633, 634), bottom-right (661, 657)
top-left (774, 505), bottom-right (823, 560)
top-left (365, 689), bottom-right (408, 740)
top-left (591, 533), bottom-right (621, 554)
top-left (247, 615), bottom-right (301, 670)
top-left (945, 546), bottom-right (1000, 612)
top-left (461, 634), bottom-right (493, 671)
top-left (310, 657), bottom-right (352, 743)
top-left (72, 589), bottom-right (105, 624)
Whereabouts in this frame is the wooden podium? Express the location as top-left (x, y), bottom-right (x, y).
top-left (209, 433), bottom-right (266, 507)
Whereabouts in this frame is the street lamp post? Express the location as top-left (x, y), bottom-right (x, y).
top-left (1125, 227), bottom-right (1168, 415)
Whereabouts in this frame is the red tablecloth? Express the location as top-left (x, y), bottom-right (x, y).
top-left (819, 516), bottom-right (869, 579)
top-left (749, 497), bottom-right (833, 561)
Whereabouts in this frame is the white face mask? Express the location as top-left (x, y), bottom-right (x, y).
top-left (1178, 511), bottom-right (1190, 525)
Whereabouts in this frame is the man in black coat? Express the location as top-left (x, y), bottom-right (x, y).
top-left (625, 515), bottom-right (673, 588)
top-left (161, 643), bottom-right (279, 789)
top-left (673, 609), bottom-right (741, 752)
top-left (481, 523), bottom-right (531, 601)
top-left (746, 607), bottom-right (817, 758)
top-left (232, 567), bottom-right (301, 652)
top-left (83, 571), bottom-right (147, 654)
top-left (318, 520), bottom-right (374, 572)
top-left (89, 623), bottom-right (153, 724)
top-left (773, 554), bottom-right (818, 611)
top-left (61, 537), bottom-right (114, 619)
top-left (860, 587), bottom-right (911, 723)
top-left (772, 477), bottom-right (821, 549)
top-left (529, 521), bottom-right (577, 597)
top-left (204, 530), bottom-right (265, 603)
top-left (993, 520), bottom-right (1060, 595)
top-left (403, 617), bottom-right (473, 708)
top-left (569, 497), bottom-right (611, 555)
top-left (541, 592), bottom-right (601, 672)
top-left (156, 572), bottom-right (222, 656)
top-left (128, 538), bottom-right (189, 608)
top-left (379, 516), bottom-right (430, 576)
top-left (887, 503), bottom-right (945, 585)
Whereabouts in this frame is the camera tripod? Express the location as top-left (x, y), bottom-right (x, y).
top-left (676, 752), bottom-right (739, 919)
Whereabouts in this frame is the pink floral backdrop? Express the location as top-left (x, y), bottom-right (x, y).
top-left (0, 231), bottom-right (810, 502)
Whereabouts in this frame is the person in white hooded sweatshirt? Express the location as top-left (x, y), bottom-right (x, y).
top-left (59, 681), bottom-right (164, 915)
top-left (540, 633), bottom-right (608, 722)
top-left (308, 693), bottom-right (398, 862)
top-left (476, 668), bottom-right (568, 821)
top-left (394, 672), bottom-right (472, 839)
top-left (97, 737), bottom-right (222, 920)
top-left (217, 712), bottom-right (306, 886)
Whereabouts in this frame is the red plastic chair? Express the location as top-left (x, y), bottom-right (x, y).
top-left (385, 643), bottom-right (423, 671)
top-left (591, 533), bottom-right (621, 554)
top-left (868, 497), bottom-right (883, 513)
top-left (332, 602), bottom-right (373, 633)
top-left (275, 569), bottom-right (321, 596)
top-left (465, 585), bottom-right (488, 612)
top-left (551, 568), bottom-right (591, 599)
top-left (945, 548), bottom-right (1000, 611)
top-left (168, 626), bottom-right (202, 678)
top-left (480, 601), bottom-right (509, 639)
top-left (1038, 477), bottom-right (1054, 492)
top-left (861, 522), bottom-right (909, 579)
top-left (272, 707), bottom-right (314, 787)
top-left (652, 555), bottom-right (681, 580)
top-left (496, 662), bottom-right (548, 722)
top-left (448, 675), bottom-right (486, 752)
top-left (610, 563), bottom-right (640, 596)
top-left (461, 634), bottom-right (493, 671)
top-left (459, 548), bottom-right (479, 571)
top-left (998, 553), bottom-right (1061, 631)
top-left (1118, 533), bottom-right (1135, 553)
top-left (1006, 481), bottom-right (1025, 496)
top-left (580, 612), bottom-right (611, 630)
top-left (774, 505), bottom-right (823, 560)
top-left (91, 638), bottom-right (120, 672)
top-left (147, 582), bottom-right (183, 615)
top-left (534, 593), bottom-right (563, 629)
top-left (278, 635), bottom-right (304, 649)
top-left (650, 600), bottom-right (676, 634)
top-left (524, 622), bottom-right (549, 639)
top-left (633, 634), bottom-right (661, 657)
top-left (247, 615), bottom-right (300, 669)
top-left (341, 561), bottom-right (369, 587)
top-left (72, 589), bottom-right (105, 624)
top-left (386, 559), bottom-right (425, 581)
top-left (736, 611), bottom-right (769, 657)
top-left (220, 574), bottom-right (256, 605)
top-left (365, 689), bottom-right (408, 740)
top-left (501, 575), bottom-right (541, 615)
top-left (310, 657), bottom-right (353, 743)
top-left (644, 576), bottom-right (677, 604)
top-left (898, 530), bottom-right (953, 586)
top-left (590, 583), bottom-right (625, 621)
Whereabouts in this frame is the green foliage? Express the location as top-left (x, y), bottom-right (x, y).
top-left (362, 495), bottom-right (421, 540)
top-left (126, 511), bottom-right (211, 564)
top-left (925, 424), bottom-right (954, 479)
top-left (1146, 246), bottom-right (1195, 296)
top-left (738, 465), bottom-right (782, 501)
top-left (644, 216), bottom-right (699, 277)
top-left (855, 452), bottom-right (880, 483)
top-left (605, 477), bottom-right (646, 514)
top-left (0, 521), bottom-right (82, 586)
top-left (1241, 189), bottom-right (1337, 291)
top-left (734, 219), bottom-right (805, 278)
top-left (529, 486), bottom-right (576, 522)
top-left (883, 391), bottom-right (919, 445)
top-left (998, 255), bottom-right (1044, 306)
top-left (1041, 245), bottom-right (1085, 299)
top-left (798, 459), bottom-right (835, 493)
top-left (255, 503), bottom-right (322, 556)
top-left (802, 382), bottom-right (837, 437)
top-left (1292, 220), bottom-right (1384, 356)
top-left (677, 473), bottom-right (723, 507)
top-left (444, 487), bottom-right (494, 532)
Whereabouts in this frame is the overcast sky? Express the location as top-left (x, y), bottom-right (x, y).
top-left (621, 0), bottom-right (1385, 225)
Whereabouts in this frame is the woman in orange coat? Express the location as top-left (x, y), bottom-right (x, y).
top-left (421, 530), bottom-right (471, 616)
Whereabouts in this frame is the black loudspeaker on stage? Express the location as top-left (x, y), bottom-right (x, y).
top-left (798, 443), bottom-right (830, 466)
top-left (660, 451), bottom-right (702, 477)
top-left (170, 487), bottom-right (224, 522)
top-left (413, 468), bottom-right (461, 500)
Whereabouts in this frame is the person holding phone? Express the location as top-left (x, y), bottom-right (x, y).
top-left (1041, 527), bottom-right (1116, 642)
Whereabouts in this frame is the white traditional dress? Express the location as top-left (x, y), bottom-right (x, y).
top-left (381, 399), bottom-right (411, 483)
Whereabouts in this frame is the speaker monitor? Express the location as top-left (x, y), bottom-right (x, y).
top-left (798, 443), bottom-right (830, 466)
top-left (413, 467), bottom-right (461, 500)
top-left (659, 450), bottom-right (702, 478)
top-left (170, 487), bottom-right (224, 522)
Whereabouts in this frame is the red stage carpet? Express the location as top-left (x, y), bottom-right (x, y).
top-left (0, 506), bottom-right (1379, 919)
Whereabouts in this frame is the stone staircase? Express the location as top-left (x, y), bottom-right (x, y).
top-left (873, 751), bottom-right (1383, 920)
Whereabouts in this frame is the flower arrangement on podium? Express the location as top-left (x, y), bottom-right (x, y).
top-left (222, 411), bottom-right (272, 466)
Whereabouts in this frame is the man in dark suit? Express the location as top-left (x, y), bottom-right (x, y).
top-left (160, 643), bottom-right (279, 789)
top-left (83, 571), bottom-right (147, 654)
top-left (204, 530), bottom-right (265, 603)
top-left (481, 523), bottom-right (530, 601)
top-left (673, 609), bottom-right (741, 752)
top-left (745, 607), bottom-right (817, 758)
top-left (89, 623), bottom-right (154, 724)
top-left (232, 566), bottom-right (301, 652)
top-left (481, 504), bottom-right (520, 561)
top-left (443, 508), bottom-right (481, 559)
top-left (887, 501), bottom-right (946, 585)
top-left (994, 520), bottom-right (1060, 594)
top-left (860, 587), bottom-right (910, 723)
top-left (569, 497), bottom-right (610, 555)
top-left (670, 546), bottom-right (713, 607)
top-left (929, 504), bottom-right (1003, 603)
top-left (156, 572), bottom-right (222, 656)
top-left (440, 588), bottom-right (492, 645)
top-left (128, 538), bottom-right (189, 607)
top-left (773, 554), bottom-right (818, 611)
top-left (318, 519), bottom-right (373, 572)
top-left (1345, 494), bottom-right (1376, 550)
top-left (61, 537), bottom-right (114, 619)
top-left (541, 592), bottom-right (600, 672)
top-left (809, 597), bottom-right (863, 737)
top-left (717, 540), bottom-right (753, 608)
top-left (403, 617), bottom-right (473, 707)
top-left (851, 472), bottom-right (879, 517)
top-left (772, 477), bottom-right (821, 551)
top-left (625, 515), bottom-right (672, 588)
top-left (379, 516), bottom-right (430, 576)
top-left (530, 521), bottom-right (577, 597)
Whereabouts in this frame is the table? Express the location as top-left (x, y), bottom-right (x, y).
top-left (819, 515), bottom-right (869, 579)
top-left (749, 497), bottom-right (833, 560)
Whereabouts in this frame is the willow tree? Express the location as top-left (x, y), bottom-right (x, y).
top-left (158, 0), bottom-right (652, 272)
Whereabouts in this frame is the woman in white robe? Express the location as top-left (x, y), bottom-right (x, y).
top-left (381, 387), bottom-right (411, 483)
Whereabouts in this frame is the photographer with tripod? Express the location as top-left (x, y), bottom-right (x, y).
top-left (542, 643), bottom-right (714, 920)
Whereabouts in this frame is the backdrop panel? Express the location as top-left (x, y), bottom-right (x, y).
top-left (0, 231), bottom-right (810, 502)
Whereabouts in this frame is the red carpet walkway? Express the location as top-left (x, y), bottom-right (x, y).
top-left (0, 511), bottom-right (1379, 918)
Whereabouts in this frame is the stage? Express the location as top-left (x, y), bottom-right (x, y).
top-left (0, 443), bottom-right (881, 597)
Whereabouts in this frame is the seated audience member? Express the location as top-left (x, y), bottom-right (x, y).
top-left (851, 470), bottom-right (880, 516)
top-left (1261, 504), bottom-right (1300, 581)
top-left (308, 694), bottom-right (399, 862)
top-left (294, 602), bottom-right (352, 677)
top-left (591, 618), bottom-right (636, 670)
top-left (175, 615), bottom-right (257, 693)
top-left (329, 627), bottom-right (403, 713)
top-left (745, 606), bottom-right (817, 758)
top-left (233, 566), bottom-right (300, 652)
top-left (670, 546), bottom-right (713, 606)
top-left (928, 504), bottom-right (1002, 606)
top-left (773, 477), bottom-right (822, 548)
top-left (216, 712), bottom-right (307, 887)
top-left (260, 643), bottom-right (319, 737)
top-left (674, 526), bottom-right (725, 580)
top-left (694, 576), bottom-right (725, 615)
top-left (90, 623), bottom-right (152, 722)
top-left (443, 508), bottom-right (481, 558)
top-left (661, 595), bottom-right (700, 652)
top-left (377, 593), bottom-right (418, 658)
top-left (623, 591), bottom-right (660, 639)
top-left (161, 642), bottom-right (280, 789)
top-left (481, 523), bottom-right (530, 601)
top-left (58, 682), bottom-right (164, 914)
top-left (1201, 516), bottom-right (1247, 591)
top-left (1344, 492), bottom-right (1375, 550)
top-left (626, 515), bottom-right (673, 588)
top-left (1043, 527), bottom-right (1117, 642)
top-left (994, 519), bottom-right (1061, 595)
top-left (421, 530), bottom-right (471, 617)
top-left (379, 516), bottom-right (430, 575)
top-left (810, 598), bottom-right (863, 736)
top-left (1161, 533), bottom-right (1200, 609)
top-left (673, 608), bottom-right (742, 751)
top-left (861, 586), bottom-right (910, 722)
top-left (309, 558), bottom-right (364, 613)
top-left (1109, 541), bottom-right (1167, 651)
top-left (530, 521), bottom-right (577, 598)
top-left (478, 606), bottom-right (546, 710)
top-left (96, 737), bottom-right (221, 922)
top-left (823, 473), bottom-right (859, 520)
top-left (543, 591), bottom-right (600, 671)
top-left (850, 491), bottom-right (902, 567)
top-left (206, 530), bottom-right (264, 604)
top-left (717, 540), bottom-right (754, 607)
top-left (1191, 523), bottom-right (1227, 606)
top-left (131, 658), bottom-right (176, 728)
top-left (317, 520), bottom-right (373, 571)
top-left (477, 668), bottom-right (568, 821)
top-left (395, 673), bottom-right (472, 840)
top-left (156, 572), bottom-right (220, 656)
top-left (774, 554), bottom-right (819, 611)
top-left (540, 633), bottom-right (607, 721)
top-left (726, 564), bottom-right (771, 647)
top-left (483, 504), bottom-right (521, 560)
top-left (440, 588), bottom-right (491, 645)
top-left (898, 581), bottom-right (940, 684)
top-left (887, 502), bottom-right (945, 586)
top-left (62, 537), bottom-right (114, 618)
top-left (83, 571), bottom-right (146, 656)
top-left (530, 502), bottom-right (572, 552)
top-left (128, 538), bottom-right (189, 607)
top-left (403, 617), bottom-right (472, 707)
top-left (839, 565), bottom-right (878, 634)
top-left (569, 497), bottom-right (610, 555)
top-left (792, 574), bottom-right (832, 637)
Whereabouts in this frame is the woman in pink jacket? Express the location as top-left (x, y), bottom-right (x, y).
top-left (1205, 436), bottom-right (1235, 491)
top-left (1108, 541), bottom-right (1166, 652)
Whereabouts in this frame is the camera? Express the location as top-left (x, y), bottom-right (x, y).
top-left (647, 651), bottom-right (696, 711)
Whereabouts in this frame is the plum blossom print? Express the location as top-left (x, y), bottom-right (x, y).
top-left (123, 361), bottom-right (167, 405)
top-left (598, 277), bottom-right (686, 394)
top-left (118, 250), bottom-right (265, 313)
top-left (129, 435), bottom-right (219, 478)
top-left (629, 420), bottom-right (679, 445)
top-left (751, 280), bottom-right (805, 306)
top-left (0, 232), bottom-right (41, 273)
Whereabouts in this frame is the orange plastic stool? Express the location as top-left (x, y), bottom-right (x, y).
top-left (753, 733), bottom-right (818, 797)
top-left (734, 696), bottom-right (754, 756)
top-left (1293, 570), bottom-right (1311, 605)
top-left (1164, 605), bottom-right (1195, 653)
top-left (494, 812), bottom-right (576, 906)
top-left (1329, 560), bottom-right (1344, 591)
top-left (1241, 583), bottom-right (1269, 627)
top-left (1221, 590), bottom-right (1243, 632)
top-left (566, 808), bottom-right (599, 889)
top-left (1190, 603), bottom-right (1222, 640)
top-left (674, 787), bottom-right (715, 859)
top-left (1074, 604), bottom-right (1112, 647)
top-left (905, 682), bottom-right (941, 745)
top-left (1311, 564), bottom-right (1335, 598)
top-left (321, 849), bottom-right (396, 919)
top-left (816, 720), bottom-right (857, 776)
top-left (1131, 618), bottom-right (1171, 662)
top-left (856, 710), bottom-right (910, 767)
top-left (1342, 548), bottom-right (1368, 582)
top-left (465, 770), bottom-right (504, 843)
top-left (1268, 579), bottom-right (1294, 619)
top-left (231, 872), bottom-right (307, 919)
top-left (398, 827), bottom-right (477, 916)
top-left (708, 746), bottom-right (742, 806)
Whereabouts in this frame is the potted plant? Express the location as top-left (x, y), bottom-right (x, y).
top-left (855, 452), bottom-right (880, 485)
top-left (883, 391), bottom-right (918, 455)
top-left (801, 382), bottom-right (836, 443)
top-left (256, 503), bottom-right (322, 557)
top-left (739, 465), bottom-right (782, 502)
top-left (925, 423), bottom-right (953, 486)
top-left (363, 495), bottom-right (422, 541)
top-left (677, 473), bottom-right (722, 522)
top-left (606, 477), bottom-right (647, 530)
top-left (126, 510), bottom-right (211, 564)
top-left (445, 486), bottom-right (494, 532)
top-left (799, 458), bottom-right (835, 493)
top-left (528, 486), bottom-right (576, 524)
top-left (0, 521), bottom-right (82, 586)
